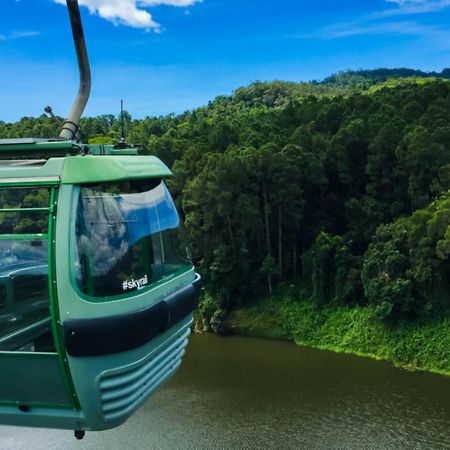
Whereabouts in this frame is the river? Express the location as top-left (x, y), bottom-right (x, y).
top-left (1, 334), bottom-right (449, 449)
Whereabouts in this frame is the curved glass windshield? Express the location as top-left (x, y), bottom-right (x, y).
top-left (74, 180), bottom-right (192, 298)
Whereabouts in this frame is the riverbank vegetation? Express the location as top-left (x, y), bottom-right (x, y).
top-left (1, 68), bottom-right (449, 374)
top-left (223, 294), bottom-right (450, 375)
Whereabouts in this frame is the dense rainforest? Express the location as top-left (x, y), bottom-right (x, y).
top-left (1, 68), bottom-right (449, 373)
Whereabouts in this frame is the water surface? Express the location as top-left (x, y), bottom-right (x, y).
top-left (1, 334), bottom-right (449, 449)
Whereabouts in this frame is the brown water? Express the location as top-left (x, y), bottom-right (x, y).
top-left (1, 334), bottom-right (449, 449)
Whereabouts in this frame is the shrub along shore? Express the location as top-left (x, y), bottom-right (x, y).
top-left (211, 295), bottom-right (450, 377)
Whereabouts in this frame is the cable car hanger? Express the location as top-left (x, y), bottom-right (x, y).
top-left (0, 0), bottom-right (201, 440)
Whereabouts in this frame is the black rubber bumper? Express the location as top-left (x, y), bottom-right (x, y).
top-left (63, 274), bottom-right (202, 357)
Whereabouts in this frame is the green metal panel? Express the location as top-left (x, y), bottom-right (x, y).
top-left (0, 234), bottom-right (48, 240)
top-left (108, 149), bottom-right (139, 156)
top-left (61, 155), bottom-right (172, 184)
top-left (72, 266), bottom-right (192, 304)
top-left (0, 353), bottom-right (71, 405)
top-left (0, 160), bottom-right (64, 182)
top-left (0, 152), bottom-right (171, 187)
top-left (0, 141), bottom-right (74, 154)
top-left (0, 405), bottom-right (86, 430)
top-left (87, 144), bottom-right (139, 156)
top-left (47, 188), bottom-right (80, 410)
top-left (0, 177), bottom-right (60, 187)
top-left (0, 208), bottom-right (49, 213)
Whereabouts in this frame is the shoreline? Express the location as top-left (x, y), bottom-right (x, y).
top-left (199, 297), bottom-right (450, 378)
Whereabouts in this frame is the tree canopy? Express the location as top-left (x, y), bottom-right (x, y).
top-left (2, 69), bottom-right (450, 324)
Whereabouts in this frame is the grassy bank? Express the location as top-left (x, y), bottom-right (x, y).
top-left (224, 297), bottom-right (450, 376)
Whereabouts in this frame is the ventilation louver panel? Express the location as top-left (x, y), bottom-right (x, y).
top-left (99, 325), bottom-right (191, 422)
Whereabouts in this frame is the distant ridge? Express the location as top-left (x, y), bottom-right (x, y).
top-left (321, 68), bottom-right (450, 87)
top-left (226, 68), bottom-right (450, 109)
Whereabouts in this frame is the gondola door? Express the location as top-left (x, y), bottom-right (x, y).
top-left (0, 181), bottom-right (77, 414)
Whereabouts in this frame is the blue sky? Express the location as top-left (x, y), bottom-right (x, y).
top-left (1, 0), bottom-right (450, 121)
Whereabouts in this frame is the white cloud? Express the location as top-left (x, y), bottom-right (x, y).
top-left (382, 0), bottom-right (450, 15)
top-left (10, 31), bottom-right (41, 39)
top-left (385, 0), bottom-right (448, 5)
top-left (324, 20), bottom-right (447, 39)
top-left (0, 30), bottom-right (40, 42)
top-left (140, 0), bottom-right (202, 5)
top-left (54, 0), bottom-right (202, 29)
top-left (290, 0), bottom-right (450, 41)
top-left (290, 20), bottom-right (446, 40)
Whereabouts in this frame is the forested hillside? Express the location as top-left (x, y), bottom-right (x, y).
top-left (1, 70), bottom-right (450, 369)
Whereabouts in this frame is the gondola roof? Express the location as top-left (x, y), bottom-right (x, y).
top-left (0, 140), bottom-right (172, 185)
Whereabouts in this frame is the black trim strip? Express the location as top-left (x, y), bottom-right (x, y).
top-left (63, 274), bottom-right (202, 357)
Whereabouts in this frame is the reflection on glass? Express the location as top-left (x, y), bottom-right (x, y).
top-left (0, 186), bottom-right (53, 352)
top-left (0, 187), bottom-right (49, 234)
top-left (75, 180), bottom-right (192, 298)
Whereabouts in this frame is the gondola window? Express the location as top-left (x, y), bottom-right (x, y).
top-left (0, 187), bottom-right (53, 352)
top-left (74, 180), bottom-right (192, 299)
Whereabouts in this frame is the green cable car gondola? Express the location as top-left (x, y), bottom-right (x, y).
top-left (0, 0), bottom-right (201, 438)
